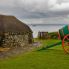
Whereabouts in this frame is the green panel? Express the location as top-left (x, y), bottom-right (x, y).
top-left (59, 25), bottom-right (69, 40)
top-left (63, 25), bottom-right (69, 35)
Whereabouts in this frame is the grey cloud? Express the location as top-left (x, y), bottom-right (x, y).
top-left (58, 0), bottom-right (69, 3)
top-left (0, 0), bottom-right (69, 24)
top-left (23, 16), bottom-right (69, 24)
top-left (11, 0), bottom-right (69, 19)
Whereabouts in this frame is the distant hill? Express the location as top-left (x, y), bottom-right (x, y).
top-left (28, 24), bottom-right (67, 26)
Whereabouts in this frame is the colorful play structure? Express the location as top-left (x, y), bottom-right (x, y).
top-left (39, 25), bottom-right (69, 54)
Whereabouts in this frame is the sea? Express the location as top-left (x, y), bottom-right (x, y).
top-left (28, 24), bottom-right (67, 38)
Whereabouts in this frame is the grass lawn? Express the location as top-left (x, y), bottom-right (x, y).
top-left (0, 39), bottom-right (69, 69)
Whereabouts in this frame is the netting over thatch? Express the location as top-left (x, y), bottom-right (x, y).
top-left (0, 15), bottom-right (32, 33)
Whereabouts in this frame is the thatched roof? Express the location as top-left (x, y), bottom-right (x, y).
top-left (0, 15), bottom-right (32, 33)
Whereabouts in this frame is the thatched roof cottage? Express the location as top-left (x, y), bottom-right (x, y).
top-left (0, 15), bottom-right (33, 47)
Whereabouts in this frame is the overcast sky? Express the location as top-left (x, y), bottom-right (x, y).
top-left (0, 0), bottom-right (69, 24)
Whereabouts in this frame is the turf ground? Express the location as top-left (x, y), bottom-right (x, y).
top-left (0, 39), bottom-right (69, 69)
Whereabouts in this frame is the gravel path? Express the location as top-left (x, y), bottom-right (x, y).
top-left (0, 46), bottom-right (32, 59)
top-left (33, 41), bottom-right (42, 47)
top-left (0, 42), bottom-right (41, 59)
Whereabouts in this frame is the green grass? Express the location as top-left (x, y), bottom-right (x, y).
top-left (0, 39), bottom-right (69, 69)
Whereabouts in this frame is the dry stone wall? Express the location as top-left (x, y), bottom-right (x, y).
top-left (2, 33), bottom-right (30, 48)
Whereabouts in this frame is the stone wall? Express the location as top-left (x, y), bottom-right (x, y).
top-left (38, 32), bottom-right (48, 39)
top-left (38, 31), bottom-right (59, 39)
top-left (1, 33), bottom-right (32, 48)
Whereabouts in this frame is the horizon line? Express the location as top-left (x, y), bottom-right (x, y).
top-left (28, 24), bottom-right (68, 25)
